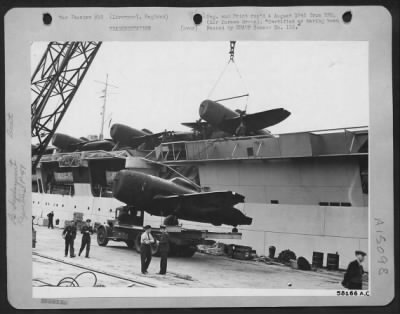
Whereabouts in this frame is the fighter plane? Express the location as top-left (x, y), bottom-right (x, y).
top-left (182, 99), bottom-right (290, 137)
top-left (31, 144), bottom-right (56, 155)
top-left (112, 169), bottom-right (252, 227)
top-left (110, 123), bottom-right (170, 150)
top-left (52, 133), bottom-right (115, 152)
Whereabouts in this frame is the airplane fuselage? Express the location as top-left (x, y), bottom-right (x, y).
top-left (112, 169), bottom-right (252, 226)
top-left (199, 100), bottom-right (239, 126)
top-left (110, 123), bottom-right (150, 145)
top-left (113, 169), bottom-right (194, 209)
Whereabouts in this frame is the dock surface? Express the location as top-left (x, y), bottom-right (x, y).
top-left (32, 225), bottom-right (367, 289)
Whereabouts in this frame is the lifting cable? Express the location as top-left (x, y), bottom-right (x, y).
top-left (207, 41), bottom-right (250, 111)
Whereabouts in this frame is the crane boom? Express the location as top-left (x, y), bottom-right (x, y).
top-left (31, 41), bottom-right (102, 168)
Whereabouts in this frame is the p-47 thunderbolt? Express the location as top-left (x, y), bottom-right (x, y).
top-left (182, 99), bottom-right (290, 137)
top-left (112, 169), bottom-right (252, 227)
top-left (110, 123), bottom-right (169, 150)
top-left (52, 133), bottom-right (115, 152)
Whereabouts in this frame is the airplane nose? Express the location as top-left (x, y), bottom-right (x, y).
top-left (199, 100), bottom-right (211, 118)
top-left (112, 170), bottom-right (134, 204)
top-left (112, 170), bottom-right (146, 206)
top-left (109, 124), bottom-right (118, 138)
top-left (283, 109), bottom-right (291, 119)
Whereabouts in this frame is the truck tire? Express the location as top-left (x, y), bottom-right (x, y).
top-left (97, 226), bottom-right (109, 246)
top-left (125, 240), bottom-right (135, 249)
top-left (183, 246), bottom-right (197, 257)
top-left (174, 245), bottom-right (196, 257)
top-left (134, 234), bottom-right (141, 253)
top-left (134, 233), bottom-right (160, 256)
top-left (151, 242), bottom-right (160, 256)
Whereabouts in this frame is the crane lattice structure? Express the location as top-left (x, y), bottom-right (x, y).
top-left (31, 41), bottom-right (102, 169)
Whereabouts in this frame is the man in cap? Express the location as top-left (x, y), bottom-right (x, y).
top-left (79, 219), bottom-right (93, 258)
top-left (62, 221), bottom-right (77, 258)
top-left (157, 225), bottom-right (170, 275)
top-left (140, 225), bottom-right (155, 274)
top-left (342, 250), bottom-right (367, 289)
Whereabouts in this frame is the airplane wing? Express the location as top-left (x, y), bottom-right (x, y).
top-left (152, 191), bottom-right (245, 210)
top-left (181, 121), bottom-right (209, 131)
top-left (151, 191), bottom-right (251, 226)
top-left (129, 131), bottom-right (166, 148)
top-left (220, 108), bottom-right (291, 134)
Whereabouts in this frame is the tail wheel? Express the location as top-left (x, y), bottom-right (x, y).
top-left (97, 227), bottom-right (109, 246)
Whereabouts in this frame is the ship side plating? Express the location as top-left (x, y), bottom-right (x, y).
top-left (154, 127), bottom-right (368, 269)
top-left (32, 127), bottom-right (368, 269)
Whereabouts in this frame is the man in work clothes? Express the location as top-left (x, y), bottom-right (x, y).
top-left (62, 221), bottom-right (77, 258)
top-left (79, 219), bottom-right (93, 258)
top-left (140, 225), bottom-right (155, 274)
top-left (342, 250), bottom-right (367, 289)
top-left (47, 211), bottom-right (54, 229)
top-left (158, 225), bottom-right (170, 275)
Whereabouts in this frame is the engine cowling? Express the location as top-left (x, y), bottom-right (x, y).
top-left (110, 123), bottom-right (147, 145)
top-left (199, 100), bottom-right (238, 126)
top-left (52, 133), bottom-right (83, 150)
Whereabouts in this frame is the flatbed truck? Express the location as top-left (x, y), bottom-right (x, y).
top-left (96, 205), bottom-right (242, 257)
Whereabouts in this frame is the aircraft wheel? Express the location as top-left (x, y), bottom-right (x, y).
top-left (97, 226), bottom-right (109, 246)
top-left (232, 227), bottom-right (238, 233)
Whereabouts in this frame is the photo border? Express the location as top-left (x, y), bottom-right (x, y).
top-left (3, 3), bottom-right (397, 310)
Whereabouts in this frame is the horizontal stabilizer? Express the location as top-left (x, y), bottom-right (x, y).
top-left (221, 108), bottom-right (291, 133)
top-left (181, 121), bottom-right (209, 131)
top-left (129, 131), bottom-right (166, 148)
top-left (141, 128), bottom-right (153, 135)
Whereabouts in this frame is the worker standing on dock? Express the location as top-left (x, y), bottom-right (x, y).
top-left (140, 225), bottom-right (155, 274)
top-left (47, 211), bottom-right (54, 229)
top-left (158, 225), bottom-right (170, 275)
top-left (342, 250), bottom-right (366, 290)
top-left (62, 221), bottom-right (77, 258)
top-left (79, 219), bottom-right (93, 258)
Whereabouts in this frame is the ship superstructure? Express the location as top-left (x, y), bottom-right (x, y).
top-left (32, 126), bottom-right (368, 268)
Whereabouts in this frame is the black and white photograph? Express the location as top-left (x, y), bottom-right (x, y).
top-left (4, 5), bottom-right (395, 308)
top-left (30, 40), bottom-right (369, 289)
